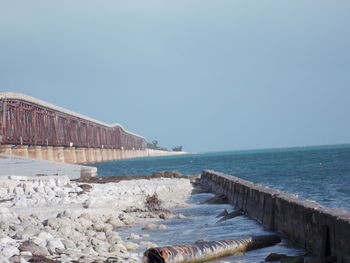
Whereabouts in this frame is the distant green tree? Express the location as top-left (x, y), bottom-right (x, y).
top-left (147, 140), bottom-right (158, 149)
top-left (152, 140), bottom-right (158, 148)
top-left (172, 146), bottom-right (183, 152)
top-left (147, 140), bottom-right (168, 151)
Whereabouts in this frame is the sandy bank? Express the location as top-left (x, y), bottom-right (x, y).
top-left (0, 156), bottom-right (97, 179)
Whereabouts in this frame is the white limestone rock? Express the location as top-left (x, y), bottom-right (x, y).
top-left (18, 240), bottom-right (49, 256)
top-left (126, 233), bottom-right (141, 240)
top-left (89, 238), bottom-right (102, 247)
top-left (14, 187), bottom-right (24, 196)
top-left (78, 217), bottom-right (92, 229)
top-left (1, 246), bottom-right (20, 258)
top-left (106, 232), bottom-right (122, 243)
top-left (47, 239), bottom-right (65, 253)
top-left (58, 225), bottom-right (71, 236)
top-left (81, 247), bottom-right (98, 256)
top-left (142, 223), bottom-right (157, 230)
top-left (91, 222), bottom-right (104, 232)
top-left (139, 241), bottom-right (157, 249)
top-left (0, 207), bottom-right (14, 220)
top-left (0, 256), bottom-right (10, 263)
top-left (61, 239), bottom-right (76, 249)
top-left (93, 243), bottom-right (109, 253)
top-left (102, 224), bottom-right (113, 234)
top-left (20, 251), bottom-right (32, 257)
top-left (125, 242), bottom-right (139, 251)
top-left (157, 224), bottom-right (167, 230)
top-left (110, 243), bottom-right (127, 254)
top-left (8, 256), bottom-right (28, 263)
top-left (118, 213), bottom-right (135, 225)
top-left (0, 188), bottom-right (8, 197)
top-left (107, 217), bottom-right (125, 228)
top-left (0, 236), bottom-right (16, 246)
top-left (95, 232), bottom-right (106, 241)
top-left (0, 175), bottom-right (193, 263)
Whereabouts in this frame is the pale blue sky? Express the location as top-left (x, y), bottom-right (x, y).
top-left (1, 1), bottom-right (349, 152)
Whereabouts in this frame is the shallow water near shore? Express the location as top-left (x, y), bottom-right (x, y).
top-left (92, 145), bottom-right (350, 261)
top-left (120, 193), bottom-right (306, 262)
top-left (91, 144), bottom-right (350, 210)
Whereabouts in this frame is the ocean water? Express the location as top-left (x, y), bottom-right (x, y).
top-left (91, 144), bottom-right (350, 210)
top-left (90, 145), bottom-right (350, 262)
top-left (120, 193), bottom-right (305, 263)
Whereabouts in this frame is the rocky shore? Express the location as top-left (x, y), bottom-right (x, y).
top-left (0, 174), bottom-right (193, 263)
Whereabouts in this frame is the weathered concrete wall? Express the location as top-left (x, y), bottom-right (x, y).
top-left (0, 145), bottom-right (188, 164)
top-left (200, 170), bottom-right (350, 262)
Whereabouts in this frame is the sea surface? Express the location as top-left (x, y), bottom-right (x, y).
top-left (120, 193), bottom-right (305, 263)
top-left (91, 144), bottom-right (350, 210)
top-left (89, 145), bottom-right (350, 262)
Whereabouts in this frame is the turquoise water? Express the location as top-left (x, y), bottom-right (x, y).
top-left (90, 145), bottom-right (350, 262)
top-left (91, 144), bottom-right (350, 210)
top-left (120, 193), bottom-right (305, 263)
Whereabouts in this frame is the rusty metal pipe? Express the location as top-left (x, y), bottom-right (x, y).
top-left (143, 235), bottom-right (281, 263)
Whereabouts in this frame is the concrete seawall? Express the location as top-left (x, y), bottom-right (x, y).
top-left (200, 170), bottom-right (350, 262)
top-left (0, 145), bottom-right (187, 164)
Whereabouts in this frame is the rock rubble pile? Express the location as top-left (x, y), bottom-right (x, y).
top-left (0, 175), bottom-right (192, 263)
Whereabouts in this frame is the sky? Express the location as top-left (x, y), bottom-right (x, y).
top-left (0, 0), bottom-right (349, 152)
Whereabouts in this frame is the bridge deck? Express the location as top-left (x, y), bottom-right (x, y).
top-left (0, 92), bottom-right (146, 150)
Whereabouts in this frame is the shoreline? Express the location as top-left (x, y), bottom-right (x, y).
top-left (2, 157), bottom-right (344, 262)
top-left (1, 172), bottom-right (304, 263)
top-left (0, 172), bottom-right (194, 262)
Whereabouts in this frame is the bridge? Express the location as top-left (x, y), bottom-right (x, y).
top-left (0, 92), bottom-right (172, 163)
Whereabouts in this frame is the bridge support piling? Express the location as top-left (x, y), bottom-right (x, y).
top-left (63, 147), bottom-right (77, 164)
top-left (28, 146), bottom-right (36, 159)
top-left (75, 147), bottom-right (87, 164)
top-left (94, 148), bottom-right (102, 163)
top-left (28, 146), bottom-right (43, 160)
top-left (101, 149), bottom-right (109, 162)
top-left (12, 145), bottom-right (29, 158)
top-left (112, 149), bottom-right (117, 160)
top-left (42, 146), bottom-right (54, 161)
top-left (1, 144), bottom-right (185, 164)
top-left (85, 148), bottom-right (95, 163)
top-left (0, 145), bottom-right (13, 156)
top-left (102, 149), bottom-right (108, 161)
top-left (53, 147), bottom-right (65, 163)
top-left (106, 149), bottom-right (112, 161)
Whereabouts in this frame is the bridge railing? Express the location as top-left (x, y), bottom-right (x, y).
top-left (0, 95), bottom-right (146, 150)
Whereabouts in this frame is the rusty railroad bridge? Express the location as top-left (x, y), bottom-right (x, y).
top-left (0, 92), bottom-right (153, 163)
